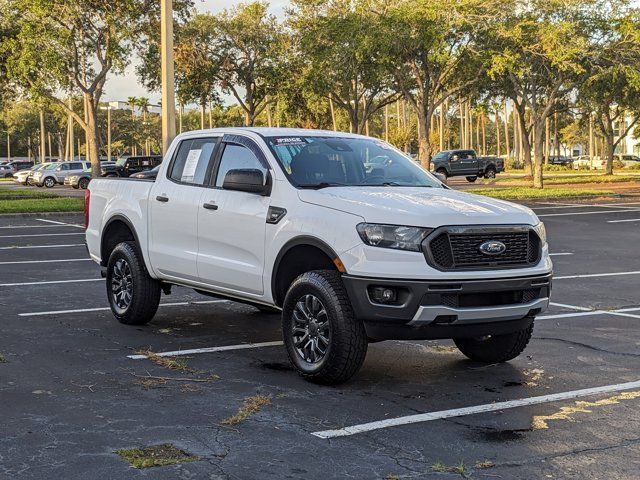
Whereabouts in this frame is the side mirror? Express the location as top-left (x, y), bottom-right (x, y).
top-left (222, 168), bottom-right (271, 195)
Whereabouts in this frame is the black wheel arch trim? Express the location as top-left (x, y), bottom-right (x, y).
top-left (271, 236), bottom-right (342, 303)
top-left (100, 214), bottom-right (146, 268)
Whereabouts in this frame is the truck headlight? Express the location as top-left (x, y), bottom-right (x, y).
top-left (533, 222), bottom-right (547, 245)
top-left (357, 223), bottom-right (433, 252)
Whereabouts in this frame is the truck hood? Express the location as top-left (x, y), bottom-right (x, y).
top-left (298, 186), bottom-right (539, 226)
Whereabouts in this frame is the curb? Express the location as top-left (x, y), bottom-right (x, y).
top-left (0, 211), bottom-right (83, 219)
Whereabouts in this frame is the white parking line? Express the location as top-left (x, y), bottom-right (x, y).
top-left (311, 379), bottom-right (640, 439)
top-left (549, 253), bottom-right (573, 256)
top-left (555, 271), bottom-right (640, 280)
top-left (18, 299), bottom-right (228, 317)
top-left (0, 232), bottom-right (84, 238)
top-left (538, 209), bottom-right (640, 218)
top-left (549, 301), bottom-right (593, 311)
top-left (0, 244), bottom-right (85, 250)
top-left (0, 224), bottom-right (82, 229)
top-left (0, 278), bottom-right (103, 287)
top-left (607, 218), bottom-right (640, 223)
top-left (128, 341), bottom-right (284, 359)
top-left (0, 258), bottom-right (92, 265)
top-left (537, 307), bottom-right (640, 320)
top-left (36, 218), bottom-right (83, 228)
top-left (533, 202), bottom-right (640, 210)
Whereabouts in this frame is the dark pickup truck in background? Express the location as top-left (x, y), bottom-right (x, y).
top-left (102, 155), bottom-right (162, 177)
top-left (431, 149), bottom-right (504, 182)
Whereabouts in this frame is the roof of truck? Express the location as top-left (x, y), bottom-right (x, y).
top-left (181, 127), bottom-right (370, 139)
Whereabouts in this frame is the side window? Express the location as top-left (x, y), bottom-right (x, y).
top-left (60, 164), bottom-right (70, 171)
top-left (215, 143), bottom-right (268, 187)
top-left (169, 138), bottom-right (218, 185)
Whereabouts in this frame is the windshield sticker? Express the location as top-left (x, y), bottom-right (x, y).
top-left (181, 149), bottom-right (201, 182)
top-left (274, 137), bottom-right (307, 146)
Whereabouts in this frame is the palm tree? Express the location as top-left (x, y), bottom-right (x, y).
top-left (127, 96), bottom-right (138, 155)
top-left (136, 97), bottom-right (151, 155)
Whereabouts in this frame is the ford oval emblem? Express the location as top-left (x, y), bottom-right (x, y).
top-left (479, 240), bottom-right (506, 255)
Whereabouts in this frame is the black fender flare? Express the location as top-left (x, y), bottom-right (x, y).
top-left (271, 236), bottom-right (341, 304)
top-left (100, 214), bottom-right (143, 266)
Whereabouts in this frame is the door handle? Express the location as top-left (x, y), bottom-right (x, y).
top-left (203, 202), bottom-right (218, 210)
top-left (156, 195), bottom-right (169, 203)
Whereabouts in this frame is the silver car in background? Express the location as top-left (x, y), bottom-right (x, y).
top-left (32, 161), bottom-right (90, 188)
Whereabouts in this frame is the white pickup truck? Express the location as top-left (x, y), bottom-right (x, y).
top-left (86, 128), bottom-right (552, 384)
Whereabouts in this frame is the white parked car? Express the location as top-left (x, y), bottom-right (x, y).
top-left (86, 128), bottom-right (552, 384)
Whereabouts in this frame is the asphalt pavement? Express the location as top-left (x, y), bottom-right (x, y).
top-left (1, 200), bottom-right (640, 479)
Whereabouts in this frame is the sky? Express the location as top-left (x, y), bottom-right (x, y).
top-left (102, 0), bottom-right (290, 105)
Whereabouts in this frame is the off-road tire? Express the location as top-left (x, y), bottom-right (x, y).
top-left (466, 176), bottom-right (478, 183)
top-left (282, 270), bottom-right (368, 385)
top-left (484, 167), bottom-right (496, 179)
top-left (106, 241), bottom-right (161, 325)
top-left (454, 320), bottom-right (534, 363)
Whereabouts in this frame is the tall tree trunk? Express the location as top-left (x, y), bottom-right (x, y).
top-left (329, 94), bottom-right (337, 131)
top-left (503, 102), bottom-right (510, 159)
top-left (384, 104), bottom-right (389, 142)
top-left (496, 108), bottom-right (501, 157)
top-left (533, 119), bottom-right (545, 188)
top-left (544, 116), bottom-right (550, 164)
top-left (515, 105), bottom-right (533, 176)
top-left (439, 102), bottom-right (444, 152)
top-left (200, 102), bottom-right (205, 129)
top-left (417, 109), bottom-right (432, 170)
top-left (458, 101), bottom-right (464, 148)
top-left (588, 113), bottom-right (594, 159)
top-left (605, 133), bottom-right (615, 175)
top-left (39, 109), bottom-right (46, 163)
top-left (85, 95), bottom-right (101, 178)
top-left (481, 113), bottom-right (486, 155)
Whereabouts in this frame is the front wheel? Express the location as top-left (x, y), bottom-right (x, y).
top-left (79, 177), bottom-right (89, 190)
top-left (454, 320), bottom-right (533, 363)
top-left (106, 241), bottom-right (161, 325)
top-left (282, 270), bottom-right (368, 385)
top-left (466, 176), bottom-right (478, 183)
top-left (43, 177), bottom-right (55, 188)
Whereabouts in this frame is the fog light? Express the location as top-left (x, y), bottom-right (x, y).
top-left (370, 286), bottom-right (397, 304)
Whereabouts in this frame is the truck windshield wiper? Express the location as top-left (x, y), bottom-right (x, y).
top-left (298, 182), bottom-right (347, 189)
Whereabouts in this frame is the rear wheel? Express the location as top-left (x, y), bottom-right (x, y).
top-left (106, 241), bottom-right (161, 325)
top-left (466, 176), bottom-right (477, 182)
top-left (484, 167), bottom-right (496, 179)
top-left (79, 177), bottom-right (90, 189)
top-left (454, 321), bottom-right (533, 363)
top-left (282, 270), bottom-right (368, 385)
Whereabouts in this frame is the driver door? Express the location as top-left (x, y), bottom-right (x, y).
top-left (197, 136), bottom-right (271, 295)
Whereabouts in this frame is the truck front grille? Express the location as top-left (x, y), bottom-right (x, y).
top-left (423, 225), bottom-right (541, 271)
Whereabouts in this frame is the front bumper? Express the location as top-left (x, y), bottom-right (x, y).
top-left (342, 273), bottom-right (551, 340)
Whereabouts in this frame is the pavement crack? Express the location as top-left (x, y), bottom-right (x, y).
top-left (535, 336), bottom-right (640, 357)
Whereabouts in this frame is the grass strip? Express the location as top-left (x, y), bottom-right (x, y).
top-left (0, 197), bottom-right (84, 213)
top-left (472, 187), bottom-right (615, 200)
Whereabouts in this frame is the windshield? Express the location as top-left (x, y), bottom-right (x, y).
top-left (116, 157), bottom-right (127, 167)
top-left (44, 163), bottom-right (59, 170)
top-left (265, 136), bottom-right (442, 188)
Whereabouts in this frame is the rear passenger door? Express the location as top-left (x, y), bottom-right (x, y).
top-left (148, 137), bottom-right (220, 282)
top-left (461, 150), bottom-right (478, 174)
top-left (196, 135), bottom-right (271, 295)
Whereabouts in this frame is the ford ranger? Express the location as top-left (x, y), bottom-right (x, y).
top-left (85, 128), bottom-right (552, 384)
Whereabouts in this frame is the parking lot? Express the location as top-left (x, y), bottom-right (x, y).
top-left (2, 199), bottom-right (640, 479)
